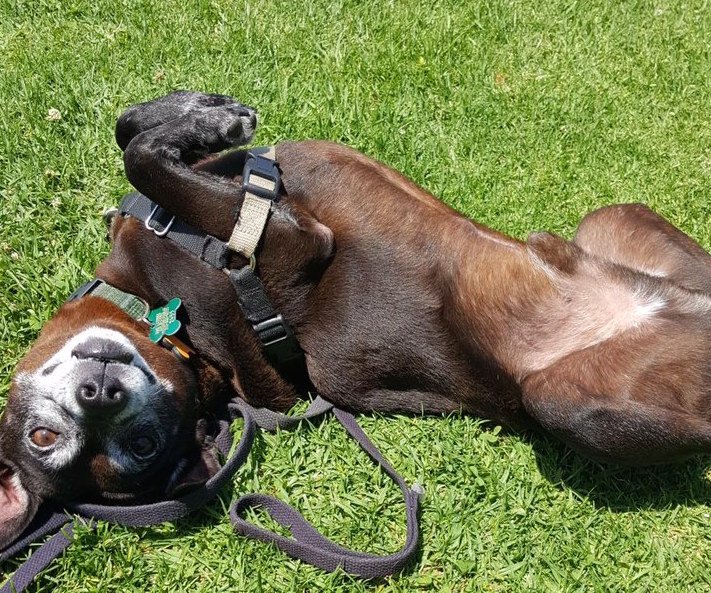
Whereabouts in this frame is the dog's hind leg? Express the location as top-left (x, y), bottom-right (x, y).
top-left (522, 355), bottom-right (711, 465)
top-left (115, 90), bottom-right (253, 151)
top-left (574, 203), bottom-right (711, 293)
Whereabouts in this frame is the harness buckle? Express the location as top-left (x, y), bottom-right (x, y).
top-left (145, 204), bottom-right (175, 237)
top-left (242, 154), bottom-right (281, 201)
top-left (252, 314), bottom-right (302, 365)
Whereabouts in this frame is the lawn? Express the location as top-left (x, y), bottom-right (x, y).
top-left (1, 0), bottom-right (711, 591)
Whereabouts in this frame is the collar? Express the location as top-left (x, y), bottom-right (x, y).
top-left (67, 278), bottom-right (194, 361)
top-left (68, 278), bottom-right (149, 319)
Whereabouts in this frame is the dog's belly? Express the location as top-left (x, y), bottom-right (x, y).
top-left (521, 269), bottom-right (667, 376)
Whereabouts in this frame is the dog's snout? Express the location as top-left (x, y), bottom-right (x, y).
top-left (75, 365), bottom-right (129, 417)
top-left (72, 338), bottom-right (134, 365)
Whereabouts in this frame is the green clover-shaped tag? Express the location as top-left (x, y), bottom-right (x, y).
top-left (147, 298), bottom-right (182, 343)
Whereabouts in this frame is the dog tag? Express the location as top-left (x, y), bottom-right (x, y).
top-left (147, 298), bottom-right (183, 343)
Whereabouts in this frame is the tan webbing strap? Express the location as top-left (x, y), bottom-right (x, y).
top-left (228, 146), bottom-right (277, 259)
top-left (227, 195), bottom-right (271, 258)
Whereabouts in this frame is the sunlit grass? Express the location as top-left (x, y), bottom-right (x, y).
top-left (1, 0), bottom-right (711, 591)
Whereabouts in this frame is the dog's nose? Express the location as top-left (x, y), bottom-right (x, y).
top-left (75, 365), bottom-right (129, 417)
top-left (72, 338), bottom-right (134, 364)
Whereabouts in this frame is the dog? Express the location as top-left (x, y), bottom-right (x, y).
top-left (3, 90), bottom-right (711, 547)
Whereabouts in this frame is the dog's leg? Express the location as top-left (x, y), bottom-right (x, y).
top-left (121, 100), bottom-right (257, 237)
top-left (574, 203), bottom-right (711, 293)
top-left (115, 90), bottom-right (251, 151)
top-left (522, 349), bottom-right (711, 464)
top-left (118, 95), bottom-right (336, 277)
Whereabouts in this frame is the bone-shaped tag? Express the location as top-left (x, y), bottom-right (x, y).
top-left (147, 298), bottom-right (182, 343)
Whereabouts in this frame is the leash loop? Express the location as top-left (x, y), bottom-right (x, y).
top-left (229, 404), bottom-right (422, 579)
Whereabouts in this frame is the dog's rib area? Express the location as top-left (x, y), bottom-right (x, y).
top-left (452, 236), bottom-right (683, 382)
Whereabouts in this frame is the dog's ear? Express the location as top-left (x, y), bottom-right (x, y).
top-left (0, 459), bottom-right (40, 547)
top-left (166, 418), bottom-right (222, 497)
top-left (167, 444), bottom-right (222, 498)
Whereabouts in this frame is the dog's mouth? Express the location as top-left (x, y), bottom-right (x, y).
top-left (41, 343), bottom-right (152, 382)
top-left (40, 328), bottom-right (155, 381)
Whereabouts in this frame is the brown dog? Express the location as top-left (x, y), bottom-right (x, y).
top-left (2, 91), bottom-right (711, 546)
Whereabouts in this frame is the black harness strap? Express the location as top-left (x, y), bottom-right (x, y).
top-left (119, 191), bottom-right (306, 383)
top-left (227, 267), bottom-right (305, 376)
top-left (119, 192), bottom-right (230, 270)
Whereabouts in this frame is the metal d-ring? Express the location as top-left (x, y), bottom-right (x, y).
top-left (222, 254), bottom-right (257, 277)
top-left (145, 205), bottom-right (175, 237)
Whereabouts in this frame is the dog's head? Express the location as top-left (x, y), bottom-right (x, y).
top-left (0, 294), bottom-right (218, 545)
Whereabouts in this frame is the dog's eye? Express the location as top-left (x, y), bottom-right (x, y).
top-left (29, 428), bottom-right (60, 448)
top-left (130, 436), bottom-right (157, 459)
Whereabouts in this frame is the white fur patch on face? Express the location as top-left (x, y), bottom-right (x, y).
top-left (32, 327), bottom-right (172, 417)
top-left (40, 328), bottom-right (149, 379)
top-left (16, 326), bottom-right (173, 471)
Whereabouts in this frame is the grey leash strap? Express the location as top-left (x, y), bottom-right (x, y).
top-left (0, 403), bottom-right (256, 593)
top-left (1, 398), bottom-right (422, 588)
top-left (0, 509), bottom-right (73, 564)
top-left (229, 400), bottom-right (423, 579)
top-left (232, 395), bottom-right (334, 431)
top-left (0, 518), bottom-right (76, 593)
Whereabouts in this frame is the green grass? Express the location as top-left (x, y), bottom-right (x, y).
top-left (2, 0), bottom-right (711, 591)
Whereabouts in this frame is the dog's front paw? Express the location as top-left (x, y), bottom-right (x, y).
top-left (116, 91), bottom-right (257, 151)
top-left (213, 103), bottom-right (258, 146)
top-left (187, 102), bottom-right (258, 151)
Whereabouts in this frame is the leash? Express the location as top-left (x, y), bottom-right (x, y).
top-left (0, 398), bottom-right (423, 590)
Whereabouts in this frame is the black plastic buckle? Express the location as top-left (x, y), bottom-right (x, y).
top-left (67, 278), bottom-right (102, 302)
top-left (253, 314), bottom-right (302, 365)
top-left (145, 204), bottom-right (175, 237)
top-left (242, 154), bottom-right (281, 201)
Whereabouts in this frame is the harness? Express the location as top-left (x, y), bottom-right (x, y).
top-left (0, 148), bottom-right (423, 591)
top-left (70, 146), bottom-right (305, 384)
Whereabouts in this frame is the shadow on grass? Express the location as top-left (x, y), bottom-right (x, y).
top-left (526, 431), bottom-right (711, 511)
